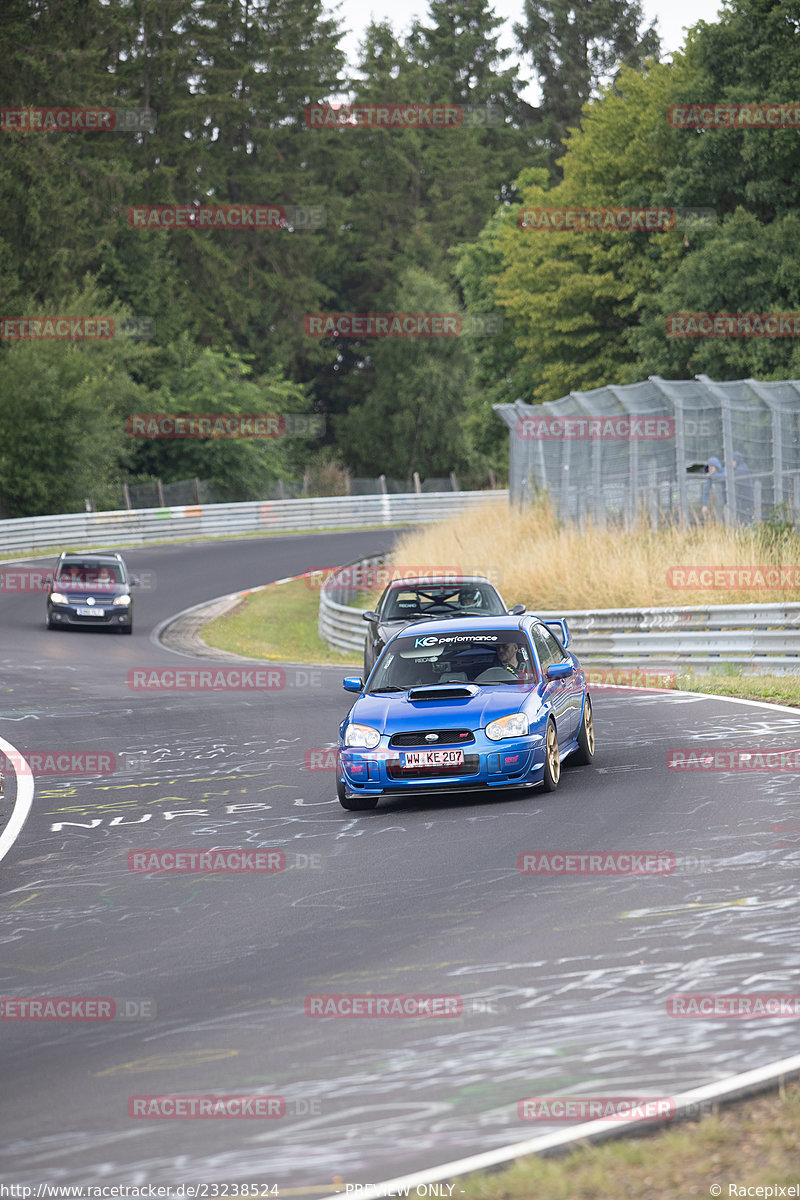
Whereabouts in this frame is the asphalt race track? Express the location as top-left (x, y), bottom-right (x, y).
top-left (1, 529), bottom-right (799, 1190)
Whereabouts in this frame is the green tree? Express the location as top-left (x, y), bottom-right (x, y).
top-left (132, 342), bottom-right (310, 500)
top-left (336, 268), bottom-right (473, 477)
top-left (515, 0), bottom-right (660, 175)
top-left (630, 210), bottom-right (800, 379)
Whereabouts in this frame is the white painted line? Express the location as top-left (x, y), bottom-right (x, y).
top-left (318, 1053), bottom-right (800, 1199)
top-left (0, 738), bottom-right (35, 865)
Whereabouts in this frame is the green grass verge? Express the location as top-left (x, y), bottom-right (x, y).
top-left (457, 1081), bottom-right (800, 1199)
top-left (674, 668), bottom-right (800, 708)
top-left (202, 576), bottom-right (361, 666)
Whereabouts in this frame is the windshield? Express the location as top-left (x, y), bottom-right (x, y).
top-left (380, 584), bottom-right (506, 621)
top-left (369, 631), bottom-right (536, 690)
top-left (56, 562), bottom-right (124, 590)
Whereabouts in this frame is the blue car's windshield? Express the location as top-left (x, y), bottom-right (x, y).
top-left (369, 631), bottom-right (536, 690)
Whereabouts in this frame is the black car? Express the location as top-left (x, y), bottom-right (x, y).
top-left (362, 574), bottom-right (524, 675)
top-left (46, 551), bottom-right (139, 634)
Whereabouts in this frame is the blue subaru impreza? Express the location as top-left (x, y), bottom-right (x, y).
top-left (336, 615), bottom-right (594, 810)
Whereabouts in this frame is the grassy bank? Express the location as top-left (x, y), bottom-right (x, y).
top-left (456, 1080), bottom-right (800, 1199)
top-left (202, 577), bottom-right (360, 665)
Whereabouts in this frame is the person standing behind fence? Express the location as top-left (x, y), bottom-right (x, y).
top-left (701, 455), bottom-right (726, 520)
top-left (730, 449), bottom-right (754, 524)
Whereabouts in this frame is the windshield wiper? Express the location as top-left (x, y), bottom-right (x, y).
top-left (369, 686), bottom-right (406, 693)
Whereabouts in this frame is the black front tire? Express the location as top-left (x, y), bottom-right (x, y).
top-left (337, 777), bottom-right (379, 811)
top-left (571, 696), bottom-right (595, 766)
top-left (120, 623), bottom-right (133, 635)
top-left (540, 719), bottom-right (561, 792)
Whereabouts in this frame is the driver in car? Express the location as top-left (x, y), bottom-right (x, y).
top-left (496, 641), bottom-right (521, 675)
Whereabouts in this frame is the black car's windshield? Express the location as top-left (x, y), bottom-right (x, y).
top-left (56, 562), bottom-right (124, 591)
top-left (369, 631), bottom-right (536, 690)
top-left (380, 584), bottom-right (506, 621)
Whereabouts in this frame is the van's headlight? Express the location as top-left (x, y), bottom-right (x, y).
top-left (344, 723), bottom-right (381, 749)
top-left (49, 593), bottom-right (68, 605)
top-left (113, 594), bottom-right (131, 606)
top-left (485, 713), bottom-right (529, 741)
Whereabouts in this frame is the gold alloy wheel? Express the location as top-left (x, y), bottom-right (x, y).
top-left (584, 699), bottom-right (595, 756)
top-left (546, 721), bottom-right (560, 784)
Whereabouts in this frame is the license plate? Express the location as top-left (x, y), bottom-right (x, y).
top-left (400, 748), bottom-right (464, 768)
top-left (76, 606), bottom-right (105, 617)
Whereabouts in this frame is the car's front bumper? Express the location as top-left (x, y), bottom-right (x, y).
top-left (48, 602), bottom-right (131, 628)
top-left (338, 733), bottom-right (547, 798)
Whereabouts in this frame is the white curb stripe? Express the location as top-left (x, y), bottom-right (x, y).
top-left (318, 1054), bottom-right (800, 1199)
top-left (0, 738), bottom-right (34, 865)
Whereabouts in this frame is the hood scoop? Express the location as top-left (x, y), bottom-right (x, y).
top-left (408, 685), bottom-right (477, 702)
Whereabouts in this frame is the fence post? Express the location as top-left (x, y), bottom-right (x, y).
top-left (156, 478), bottom-right (165, 507)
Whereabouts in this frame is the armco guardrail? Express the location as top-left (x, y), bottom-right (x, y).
top-left (0, 490), bottom-right (506, 557)
top-left (319, 557), bottom-right (800, 671)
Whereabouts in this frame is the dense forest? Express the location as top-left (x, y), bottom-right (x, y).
top-left (1, 0), bottom-right (798, 516)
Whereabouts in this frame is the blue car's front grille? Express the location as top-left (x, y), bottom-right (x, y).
top-left (388, 730), bottom-right (475, 748)
top-left (387, 754), bottom-right (480, 779)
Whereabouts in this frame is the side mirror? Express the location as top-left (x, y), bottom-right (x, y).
top-left (547, 662), bottom-right (573, 681)
top-left (508, 603), bottom-right (526, 615)
top-left (362, 610), bottom-right (379, 623)
top-left (130, 577), bottom-right (141, 587)
top-left (343, 676), bottom-right (363, 693)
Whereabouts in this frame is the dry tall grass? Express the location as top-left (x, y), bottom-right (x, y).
top-left (388, 498), bottom-right (800, 610)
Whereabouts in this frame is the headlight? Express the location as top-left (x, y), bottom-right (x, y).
top-left (49, 592), bottom-right (68, 605)
top-left (113, 594), bottom-right (131, 606)
top-left (344, 723), bottom-right (381, 749)
top-left (485, 713), bottom-right (529, 741)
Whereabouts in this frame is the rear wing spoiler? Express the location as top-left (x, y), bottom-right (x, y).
top-left (542, 618), bottom-right (570, 649)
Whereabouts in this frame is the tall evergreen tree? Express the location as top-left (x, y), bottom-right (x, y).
top-left (515, 0), bottom-right (660, 175)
